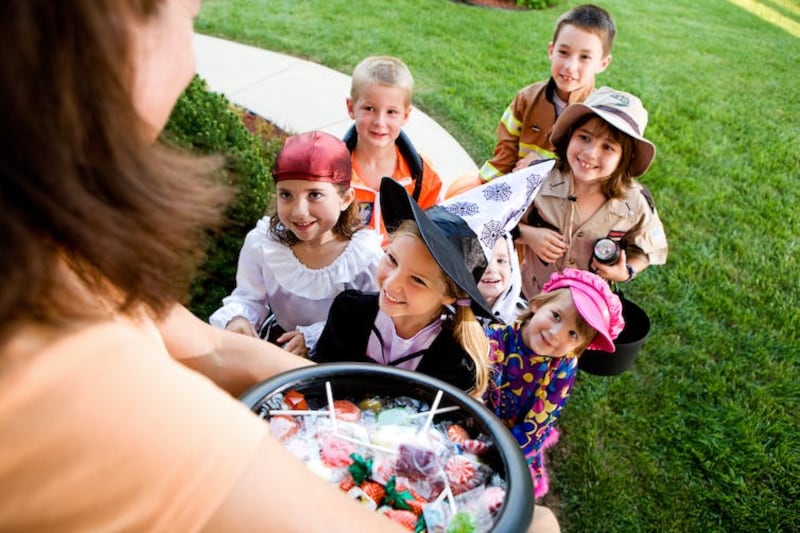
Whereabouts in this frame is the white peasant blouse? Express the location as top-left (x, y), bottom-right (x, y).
top-left (209, 216), bottom-right (383, 352)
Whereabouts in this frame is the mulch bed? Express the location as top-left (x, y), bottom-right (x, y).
top-left (453, 0), bottom-right (528, 10)
top-left (236, 106), bottom-right (290, 145)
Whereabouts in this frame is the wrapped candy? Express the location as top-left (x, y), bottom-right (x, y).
top-left (445, 455), bottom-right (475, 493)
top-left (268, 415), bottom-right (299, 442)
top-left (259, 387), bottom-right (507, 533)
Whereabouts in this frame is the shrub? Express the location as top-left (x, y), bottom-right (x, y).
top-left (162, 75), bottom-right (285, 319)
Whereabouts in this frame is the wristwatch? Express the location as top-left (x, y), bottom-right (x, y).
top-left (625, 263), bottom-right (637, 281)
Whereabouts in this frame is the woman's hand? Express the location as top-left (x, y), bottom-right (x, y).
top-left (518, 223), bottom-right (567, 263)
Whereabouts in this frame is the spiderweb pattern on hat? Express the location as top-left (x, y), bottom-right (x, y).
top-left (440, 159), bottom-right (555, 263)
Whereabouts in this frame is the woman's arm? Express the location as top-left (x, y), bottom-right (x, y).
top-left (202, 433), bottom-right (408, 533)
top-left (158, 304), bottom-right (313, 397)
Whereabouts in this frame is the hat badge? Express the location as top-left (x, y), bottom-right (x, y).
top-left (608, 92), bottom-right (630, 107)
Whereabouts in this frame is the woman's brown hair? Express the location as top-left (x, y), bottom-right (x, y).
top-left (0, 0), bottom-right (233, 342)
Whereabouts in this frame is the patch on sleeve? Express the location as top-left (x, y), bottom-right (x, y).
top-left (640, 186), bottom-right (656, 212)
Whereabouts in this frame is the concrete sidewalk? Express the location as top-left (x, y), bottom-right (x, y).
top-left (193, 33), bottom-right (478, 187)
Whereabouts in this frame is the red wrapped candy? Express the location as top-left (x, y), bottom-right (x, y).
top-left (283, 389), bottom-right (309, 411)
top-left (332, 399), bottom-right (361, 422)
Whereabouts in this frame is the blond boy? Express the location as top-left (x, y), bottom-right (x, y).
top-left (343, 56), bottom-right (443, 240)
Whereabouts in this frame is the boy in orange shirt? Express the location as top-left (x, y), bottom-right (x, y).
top-left (343, 56), bottom-right (443, 241)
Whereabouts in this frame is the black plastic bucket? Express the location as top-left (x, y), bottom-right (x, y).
top-left (240, 362), bottom-right (534, 532)
top-left (579, 296), bottom-right (650, 376)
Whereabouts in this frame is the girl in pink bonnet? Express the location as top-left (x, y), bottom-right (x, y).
top-left (483, 268), bottom-right (624, 499)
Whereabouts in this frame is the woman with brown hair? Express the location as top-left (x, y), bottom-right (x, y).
top-left (0, 1), bottom-right (404, 531)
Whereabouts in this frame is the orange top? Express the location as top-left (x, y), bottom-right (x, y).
top-left (0, 318), bottom-right (267, 532)
top-left (351, 145), bottom-right (442, 244)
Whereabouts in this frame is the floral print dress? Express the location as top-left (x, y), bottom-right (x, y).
top-left (483, 321), bottom-right (578, 499)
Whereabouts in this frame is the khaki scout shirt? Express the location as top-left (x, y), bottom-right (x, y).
top-left (520, 168), bottom-right (669, 297)
top-left (479, 78), bottom-right (594, 181)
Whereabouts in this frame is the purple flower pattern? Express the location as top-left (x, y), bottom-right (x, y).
top-left (483, 321), bottom-right (578, 498)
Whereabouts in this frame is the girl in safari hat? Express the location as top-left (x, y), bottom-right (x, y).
top-left (516, 87), bottom-right (668, 297)
top-left (484, 268), bottom-right (625, 499)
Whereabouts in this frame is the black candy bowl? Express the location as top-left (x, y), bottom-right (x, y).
top-left (240, 362), bottom-right (534, 532)
top-left (579, 296), bottom-right (651, 376)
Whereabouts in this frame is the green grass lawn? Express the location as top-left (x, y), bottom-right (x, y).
top-left (195, 0), bottom-right (800, 530)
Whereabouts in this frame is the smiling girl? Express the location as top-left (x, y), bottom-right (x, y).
top-left (516, 87), bottom-right (668, 297)
top-left (314, 178), bottom-right (492, 396)
top-left (210, 131), bottom-right (383, 356)
top-left (484, 268), bottom-right (624, 499)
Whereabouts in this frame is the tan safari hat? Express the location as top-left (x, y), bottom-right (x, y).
top-left (550, 87), bottom-right (656, 177)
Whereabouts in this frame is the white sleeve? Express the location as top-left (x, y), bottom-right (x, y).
top-left (209, 219), bottom-right (273, 329)
top-left (296, 320), bottom-right (325, 353)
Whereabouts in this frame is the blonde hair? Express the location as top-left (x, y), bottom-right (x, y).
top-left (518, 288), bottom-right (597, 356)
top-left (390, 220), bottom-right (490, 397)
top-left (350, 56), bottom-right (414, 107)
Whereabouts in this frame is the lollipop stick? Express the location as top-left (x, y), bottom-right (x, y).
top-left (332, 433), bottom-right (398, 455)
top-left (408, 405), bottom-right (461, 419)
top-left (442, 473), bottom-right (458, 516)
top-left (267, 409), bottom-right (330, 417)
top-left (420, 389), bottom-right (444, 434)
top-left (325, 381), bottom-right (337, 431)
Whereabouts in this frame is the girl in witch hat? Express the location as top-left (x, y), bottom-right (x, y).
top-left (314, 177), bottom-right (494, 396)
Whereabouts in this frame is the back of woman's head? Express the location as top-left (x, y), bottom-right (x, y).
top-left (0, 1), bottom-right (231, 340)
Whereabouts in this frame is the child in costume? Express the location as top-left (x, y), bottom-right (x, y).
top-left (343, 56), bottom-right (443, 241)
top-left (447, 4), bottom-right (616, 197)
top-left (477, 235), bottom-right (527, 325)
top-left (484, 268), bottom-right (624, 499)
top-left (210, 131), bottom-right (383, 356)
top-left (516, 87), bottom-right (668, 297)
top-left (314, 177), bottom-right (491, 397)
top-left (438, 160), bottom-right (557, 325)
